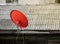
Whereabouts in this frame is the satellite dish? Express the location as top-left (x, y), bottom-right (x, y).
top-left (10, 10), bottom-right (28, 30)
top-left (10, 10), bottom-right (28, 44)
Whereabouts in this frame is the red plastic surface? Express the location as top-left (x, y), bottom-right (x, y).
top-left (10, 10), bottom-right (28, 29)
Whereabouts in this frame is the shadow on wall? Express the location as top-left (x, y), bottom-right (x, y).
top-left (55, 0), bottom-right (60, 3)
top-left (0, 19), bottom-right (17, 29)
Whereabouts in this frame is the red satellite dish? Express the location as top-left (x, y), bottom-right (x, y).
top-left (10, 10), bottom-right (28, 30)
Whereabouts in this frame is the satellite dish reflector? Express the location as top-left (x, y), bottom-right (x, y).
top-left (10, 10), bottom-right (28, 29)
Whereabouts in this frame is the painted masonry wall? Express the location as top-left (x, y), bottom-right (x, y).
top-left (0, 0), bottom-right (60, 30)
top-left (0, 0), bottom-right (55, 5)
top-left (18, 0), bottom-right (55, 5)
top-left (0, 0), bottom-right (6, 5)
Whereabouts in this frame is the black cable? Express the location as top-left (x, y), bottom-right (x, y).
top-left (16, 26), bottom-right (25, 44)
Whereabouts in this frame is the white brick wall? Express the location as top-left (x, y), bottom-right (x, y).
top-left (0, 0), bottom-right (6, 5)
top-left (0, 4), bottom-right (60, 30)
top-left (18, 0), bottom-right (55, 5)
top-left (0, 0), bottom-right (55, 5)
